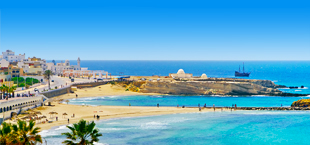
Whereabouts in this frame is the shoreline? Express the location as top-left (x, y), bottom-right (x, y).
top-left (12, 84), bottom-right (216, 131)
top-left (35, 104), bottom-right (219, 131)
top-left (10, 84), bottom-right (307, 131)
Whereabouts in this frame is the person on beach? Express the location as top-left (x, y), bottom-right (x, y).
top-left (73, 114), bottom-right (75, 117)
top-left (129, 103), bottom-right (131, 106)
top-left (199, 107), bottom-right (201, 111)
top-left (68, 118), bottom-right (69, 123)
top-left (235, 104), bottom-right (237, 108)
top-left (204, 103), bottom-right (206, 108)
top-left (76, 94), bottom-right (78, 98)
top-left (157, 103), bottom-right (159, 108)
top-left (56, 117), bottom-right (58, 121)
top-left (94, 115), bottom-right (96, 118)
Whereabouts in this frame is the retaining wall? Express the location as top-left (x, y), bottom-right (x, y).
top-left (41, 81), bottom-right (110, 98)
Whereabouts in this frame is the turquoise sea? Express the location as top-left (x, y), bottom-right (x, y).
top-left (67, 95), bottom-right (306, 107)
top-left (43, 61), bottom-right (310, 144)
top-left (41, 111), bottom-right (310, 145)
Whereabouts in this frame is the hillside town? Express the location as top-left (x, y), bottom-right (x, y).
top-left (0, 49), bottom-right (112, 99)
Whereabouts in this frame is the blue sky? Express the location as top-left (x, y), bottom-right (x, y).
top-left (0, 0), bottom-right (309, 60)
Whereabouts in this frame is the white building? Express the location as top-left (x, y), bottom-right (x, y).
top-left (0, 59), bottom-right (10, 68)
top-left (47, 58), bottom-right (83, 75)
top-left (0, 50), bottom-right (25, 62)
top-left (201, 73), bottom-right (208, 78)
top-left (169, 69), bottom-right (193, 78)
top-left (18, 57), bottom-right (47, 75)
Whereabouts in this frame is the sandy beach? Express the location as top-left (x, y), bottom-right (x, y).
top-left (8, 84), bottom-right (226, 131)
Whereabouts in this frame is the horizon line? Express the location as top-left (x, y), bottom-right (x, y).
top-left (46, 60), bottom-right (310, 61)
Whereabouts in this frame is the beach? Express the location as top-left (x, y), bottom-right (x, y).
top-left (19, 84), bottom-right (220, 131)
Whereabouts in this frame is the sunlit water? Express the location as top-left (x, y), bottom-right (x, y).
top-left (41, 111), bottom-right (310, 145)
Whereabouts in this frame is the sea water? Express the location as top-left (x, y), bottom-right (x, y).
top-left (50, 60), bottom-right (310, 94)
top-left (41, 111), bottom-right (310, 145)
top-left (67, 95), bottom-right (306, 107)
top-left (43, 61), bottom-right (310, 144)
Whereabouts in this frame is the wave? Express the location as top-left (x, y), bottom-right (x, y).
top-left (140, 121), bottom-right (168, 130)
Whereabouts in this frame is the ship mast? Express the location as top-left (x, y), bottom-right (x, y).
top-left (243, 62), bottom-right (245, 73)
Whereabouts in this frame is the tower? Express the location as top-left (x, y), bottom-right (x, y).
top-left (77, 57), bottom-right (81, 67)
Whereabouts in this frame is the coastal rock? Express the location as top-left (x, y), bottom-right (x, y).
top-left (291, 99), bottom-right (310, 107)
top-left (139, 80), bottom-right (295, 96)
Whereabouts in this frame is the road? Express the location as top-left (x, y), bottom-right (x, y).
top-left (15, 76), bottom-right (95, 94)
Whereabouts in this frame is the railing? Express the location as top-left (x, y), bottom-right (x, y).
top-left (40, 79), bottom-right (112, 94)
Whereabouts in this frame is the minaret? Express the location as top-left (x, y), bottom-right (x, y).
top-left (77, 57), bottom-right (81, 67)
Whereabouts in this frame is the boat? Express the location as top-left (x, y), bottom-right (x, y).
top-left (235, 63), bottom-right (250, 77)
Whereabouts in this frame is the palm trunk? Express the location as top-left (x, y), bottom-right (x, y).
top-left (48, 79), bottom-right (51, 90)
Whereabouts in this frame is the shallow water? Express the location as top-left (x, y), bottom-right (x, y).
top-left (41, 111), bottom-right (310, 145)
top-left (68, 95), bottom-right (306, 107)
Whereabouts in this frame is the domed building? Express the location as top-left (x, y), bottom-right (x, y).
top-left (201, 73), bottom-right (208, 78)
top-left (169, 69), bottom-right (193, 78)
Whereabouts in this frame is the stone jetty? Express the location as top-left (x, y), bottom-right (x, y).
top-left (191, 107), bottom-right (310, 111)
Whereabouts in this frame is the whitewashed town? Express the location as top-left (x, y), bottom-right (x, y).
top-left (0, 49), bottom-right (112, 123)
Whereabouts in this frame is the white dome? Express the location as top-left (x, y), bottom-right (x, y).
top-left (201, 73), bottom-right (208, 78)
top-left (177, 69), bottom-right (185, 74)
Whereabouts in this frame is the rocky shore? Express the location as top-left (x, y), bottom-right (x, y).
top-left (291, 99), bottom-right (310, 107)
top-left (138, 78), bottom-right (306, 96)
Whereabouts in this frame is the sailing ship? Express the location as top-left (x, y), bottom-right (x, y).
top-left (235, 62), bottom-right (250, 77)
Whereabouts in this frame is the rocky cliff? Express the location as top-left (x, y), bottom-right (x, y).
top-left (139, 79), bottom-right (305, 96)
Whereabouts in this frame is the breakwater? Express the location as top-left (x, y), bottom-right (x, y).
top-left (191, 107), bottom-right (310, 111)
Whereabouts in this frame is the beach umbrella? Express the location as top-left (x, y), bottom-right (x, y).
top-left (49, 112), bottom-right (53, 118)
top-left (62, 113), bottom-right (68, 118)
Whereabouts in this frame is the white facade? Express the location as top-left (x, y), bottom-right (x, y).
top-left (18, 57), bottom-right (47, 74)
top-left (169, 69), bottom-right (193, 78)
top-left (0, 59), bottom-right (10, 68)
top-left (201, 73), bottom-right (208, 78)
top-left (1, 50), bottom-right (25, 62)
top-left (49, 58), bottom-right (82, 75)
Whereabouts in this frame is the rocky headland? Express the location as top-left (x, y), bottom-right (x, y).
top-left (123, 77), bottom-right (306, 96)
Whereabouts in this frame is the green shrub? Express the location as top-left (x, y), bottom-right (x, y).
top-left (12, 77), bottom-right (25, 84)
top-left (18, 83), bottom-right (25, 87)
top-left (25, 77), bottom-right (40, 85)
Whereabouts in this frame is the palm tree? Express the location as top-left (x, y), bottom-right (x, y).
top-left (4, 85), bottom-right (9, 98)
top-left (43, 70), bottom-right (53, 90)
top-left (0, 84), bottom-right (5, 99)
top-left (62, 119), bottom-right (102, 145)
top-left (8, 86), bottom-right (17, 98)
top-left (13, 120), bottom-right (42, 145)
top-left (0, 122), bottom-right (16, 144)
